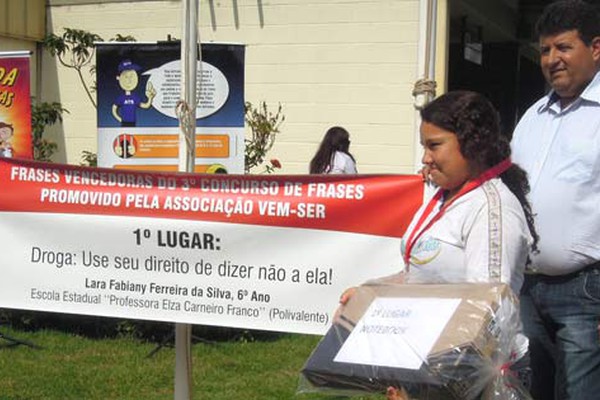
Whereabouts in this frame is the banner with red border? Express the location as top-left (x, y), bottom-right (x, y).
top-left (0, 158), bottom-right (423, 335)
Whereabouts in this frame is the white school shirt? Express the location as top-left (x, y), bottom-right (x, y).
top-left (511, 71), bottom-right (600, 275)
top-left (400, 178), bottom-right (532, 295)
top-left (326, 151), bottom-right (357, 174)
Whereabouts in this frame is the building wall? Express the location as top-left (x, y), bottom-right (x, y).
top-left (0, 0), bottom-right (46, 41)
top-left (44, 0), bottom-right (422, 173)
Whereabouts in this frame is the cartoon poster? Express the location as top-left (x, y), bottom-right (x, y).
top-left (0, 52), bottom-right (32, 159)
top-left (96, 43), bottom-right (244, 173)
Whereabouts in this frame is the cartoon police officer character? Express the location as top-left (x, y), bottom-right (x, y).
top-left (111, 59), bottom-right (156, 127)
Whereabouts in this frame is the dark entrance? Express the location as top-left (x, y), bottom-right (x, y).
top-left (447, 0), bottom-right (550, 137)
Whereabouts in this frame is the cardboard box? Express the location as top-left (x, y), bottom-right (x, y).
top-left (301, 282), bottom-right (518, 399)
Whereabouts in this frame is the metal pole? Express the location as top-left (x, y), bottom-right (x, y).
top-left (427, 0), bottom-right (438, 101)
top-left (178, 0), bottom-right (198, 173)
top-left (413, 0), bottom-right (438, 171)
top-left (174, 0), bottom-right (199, 399)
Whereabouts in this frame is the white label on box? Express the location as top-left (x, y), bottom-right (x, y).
top-left (334, 297), bottom-right (461, 370)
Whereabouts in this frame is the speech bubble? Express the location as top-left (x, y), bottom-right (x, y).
top-left (143, 60), bottom-right (230, 119)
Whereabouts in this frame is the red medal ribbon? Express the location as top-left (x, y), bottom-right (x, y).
top-left (403, 158), bottom-right (513, 267)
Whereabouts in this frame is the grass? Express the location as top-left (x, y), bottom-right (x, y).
top-left (0, 326), bottom-right (382, 400)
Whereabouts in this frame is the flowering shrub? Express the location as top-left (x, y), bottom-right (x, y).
top-left (260, 158), bottom-right (282, 174)
top-left (244, 101), bottom-right (285, 174)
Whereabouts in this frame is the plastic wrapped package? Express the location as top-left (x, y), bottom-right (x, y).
top-left (298, 282), bottom-right (531, 400)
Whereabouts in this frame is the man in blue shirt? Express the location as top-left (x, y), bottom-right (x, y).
top-left (511, 1), bottom-right (600, 399)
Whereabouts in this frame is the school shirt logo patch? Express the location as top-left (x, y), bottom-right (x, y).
top-left (404, 236), bottom-right (441, 265)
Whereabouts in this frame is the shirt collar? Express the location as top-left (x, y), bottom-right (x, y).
top-left (537, 70), bottom-right (600, 113)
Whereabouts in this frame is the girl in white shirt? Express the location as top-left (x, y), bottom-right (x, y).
top-left (309, 126), bottom-right (357, 174)
top-left (339, 91), bottom-right (538, 400)
top-left (391, 91), bottom-right (539, 399)
top-left (404, 91), bottom-right (538, 291)
top-left (342, 91), bottom-right (538, 300)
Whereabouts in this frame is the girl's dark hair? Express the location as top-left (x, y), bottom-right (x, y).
top-left (421, 91), bottom-right (539, 252)
top-left (309, 126), bottom-right (355, 174)
top-left (535, 0), bottom-right (600, 45)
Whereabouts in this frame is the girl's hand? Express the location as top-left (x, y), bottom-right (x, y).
top-left (333, 286), bottom-right (357, 323)
top-left (339, 286), bottom-right (357, 305)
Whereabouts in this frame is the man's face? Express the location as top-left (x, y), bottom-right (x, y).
top-left (539, 30), bottom-right (600, 102)
top-left (117, 69), bottom-right (139, 91)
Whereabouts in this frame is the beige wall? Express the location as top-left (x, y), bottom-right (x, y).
top-left (44, 0), bottom-right (423, 173)
top-left (0, 0), bottom-right (46, 41)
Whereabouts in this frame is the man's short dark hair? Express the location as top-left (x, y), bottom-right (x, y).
top-left (535, 0), bottom-right (600, 44)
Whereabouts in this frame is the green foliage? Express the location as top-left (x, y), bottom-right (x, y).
top-left (43, 28), bottom-right (103, 107)
top-left (43, 28), bottom-right (102, 66)
top-left (111, 34), bottom-right (136, 42)
top-left (80, 150), bottom-right (98, 167)
top-left (41, 28), bottom-right (137, 162)
top-left (0, 326), bottom-right (385, 400)
top-left (245, 101), bottom-right (285, 174)
top-left (43, 28), bottom-right (136, 108)
top-left (32, 138), bottom-right (58, 163)
top-left (0, 327), bottom-right (381, 400)
top-left (31, 102), bottom-right (67, 161)
top-left (1, 309), bottom-right (281, 344)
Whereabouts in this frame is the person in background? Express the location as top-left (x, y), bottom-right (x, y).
top-left (511, 1), bottom-right (600, 399)
top-left (309, 126), bottom-right (357, 174)
top-left (339, 91), bottom-right (538, 400)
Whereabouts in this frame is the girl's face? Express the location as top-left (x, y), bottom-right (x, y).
top-left (420, 121), bottom-right (474, 192)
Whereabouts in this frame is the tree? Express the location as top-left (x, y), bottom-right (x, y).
top-left (43, 28), bottom-right (135, 108)
top-left (31, 102), bottom-right (67, 161)
top-left (32, 29), bottom-right (135, 162)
